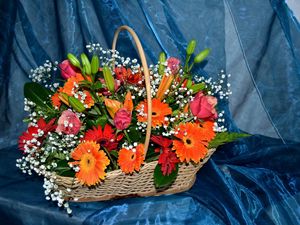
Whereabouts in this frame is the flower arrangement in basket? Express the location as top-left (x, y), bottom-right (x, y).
top-left (17, 26), bottom-right (248, 213)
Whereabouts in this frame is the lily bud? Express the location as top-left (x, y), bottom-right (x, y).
top-left (190, 82), bottom-right (205, 93)
top-left (158, 52), bottom-right (166, 75)
top-left (68, 96), bottom-right (85, 112)
top-left (81, 53), bottom-right (91, 75)
top-left (91, 55), bottom-right (99, 75)
top-left (67, 53), bottom-right (81, 68)
top-left (194, 48), bottom-right (211, 64)
top-left (103, 66), bottom-right (115, 94)
top-left (186, 40), bottom-right (196, 55)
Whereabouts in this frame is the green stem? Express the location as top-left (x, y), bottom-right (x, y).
top-left (103, 147), bottom-right (118, 170)
top-left (123, 130), bottom-right (132, 144)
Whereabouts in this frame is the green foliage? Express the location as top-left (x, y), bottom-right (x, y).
top-left (208, 132), bottom-right (251, 148)
top-left (154, 164), bottom-right (178, 188)
top-left (24, 82), bottom-right (53, 109)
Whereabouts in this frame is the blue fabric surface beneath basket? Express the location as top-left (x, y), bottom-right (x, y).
top-left (0, 0), bottom-right (300, 224)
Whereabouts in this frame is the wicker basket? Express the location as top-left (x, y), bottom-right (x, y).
top-left (55, 26), bottom-right (216, 202)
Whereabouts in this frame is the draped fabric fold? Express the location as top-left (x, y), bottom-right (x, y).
top-left (0, 0), bottom-right (299, 224)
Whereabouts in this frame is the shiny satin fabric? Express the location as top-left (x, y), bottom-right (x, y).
top-left (0, 0), bottom-right (299, 224)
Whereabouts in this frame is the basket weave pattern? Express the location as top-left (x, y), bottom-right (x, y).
top-left (56, 148), bottom-right (215, 202)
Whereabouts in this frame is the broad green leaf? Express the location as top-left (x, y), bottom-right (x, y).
top-left (208, 132), bottom-right (250, 149)
top-left (154, 164), bottom-right (178, 188)
top-left (91, 55), bottom-right (100, 75)
top-left (24, 82), bottom-right (53, 109)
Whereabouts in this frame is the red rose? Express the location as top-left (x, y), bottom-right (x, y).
top-left (113, 108), bottom-right (132, 130)
top-left (59, 60), bottom-right (79, 79)
top-left (190, 92), bottom-right (218, 120)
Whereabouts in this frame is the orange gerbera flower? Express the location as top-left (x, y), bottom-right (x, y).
top-left (71, 141), bottom-right (110, 186)
top-left (172, 121), bottom-right (215, 163)
top-left (60, 73), bottom-right (85, 96)
top-left (118, 144), bottom-right (145, 174)
top-left (136, 98), bottom-right (172, 127)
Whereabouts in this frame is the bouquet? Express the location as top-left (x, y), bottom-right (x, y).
top-left (17, 26), bottom-right (248, 214)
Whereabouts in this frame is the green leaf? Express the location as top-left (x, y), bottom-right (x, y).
top-left (110, 150), bottom-right (118, 158)
top-left (54, 160), bottom-right (75, 177)
top-left (95, 115), bottom-right (108, 127)
top-left (81, 53), bottom-right (91, 75)
top-left (190, 82), bottom-right (205, 93)
top-left (68, 96), bottom-right (85, 112)
top-left (154, 164), bottom-right (178, 188)
top-left (92, 81), bottom-right (103, 90)
top-left (67, 53), bottom-right (81, 68)
top-left (208, 132), bottom-right (251, 149)
top-left (91, 55), bottom-right (99, 75)
top-left (24, 82), bottom-right (53, 109)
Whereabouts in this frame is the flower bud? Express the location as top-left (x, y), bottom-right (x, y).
top-left (158, 52), bottom-right (166, 75)
top-left (68, 96), bottom-right (85, 112)
top-left (67, 53), bottom-right (81, 68)
top-left (186, 40), bottom-right (197, 55)
top-left (81, 53), bottom-right (91, 75)
top-left (194, 48), bottom-right (211, 63)
top-left (103, 66), bottom-right (115, 94)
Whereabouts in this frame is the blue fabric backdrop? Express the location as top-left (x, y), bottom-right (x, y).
top-left (0, 0), bottom-right (299, 224)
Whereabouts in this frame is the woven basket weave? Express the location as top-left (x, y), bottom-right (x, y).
top-left (55, 26), bottom-right (216, 202)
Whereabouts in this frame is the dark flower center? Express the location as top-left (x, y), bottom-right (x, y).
top-left (186, 139), bottom-right (192, 145)
top-left (152, 112), bottom-right (157, 116)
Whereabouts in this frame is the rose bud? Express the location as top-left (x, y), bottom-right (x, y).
top-left (59, 60), bottom-right (79, 79)
top-left (167, 57), bottom-right (180, 75)
top-left (114, 108), bottom-right (132, 130)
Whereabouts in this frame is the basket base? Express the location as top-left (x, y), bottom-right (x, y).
top-left (55, 148), bottom-right (216, 202)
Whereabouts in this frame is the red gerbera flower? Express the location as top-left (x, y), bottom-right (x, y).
top-left (18, 117), bottom-right (56, 151)
top-left (151, 135), bottom-right (179, 176)
top-left (83, 124), bottom-right (123, 151)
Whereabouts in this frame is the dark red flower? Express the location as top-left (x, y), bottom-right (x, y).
top-left (158, 149), bottom-right (179, 176)
top-left (19, 118), bottom-right (56, 151)
top-left (83, 124), bottom-right (123, 151)
top-left (114, 66), bottom-right (143, 85)
top-left (151, 135), bottom-right (179, 175)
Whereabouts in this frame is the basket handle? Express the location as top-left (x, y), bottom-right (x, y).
top-left (112, 25), bottom-right (152, 156)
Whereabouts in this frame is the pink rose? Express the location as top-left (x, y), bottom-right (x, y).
top-left (190, 92), bottom-right (218, 120)
top-left (167, 57), bottom-right (180, 74)
top-left (56, 110), bottom-right (81, 135)
top-left (59, 60), bottom-right (79, 79)
top-left (114, 108), bottom-right (132, 130)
